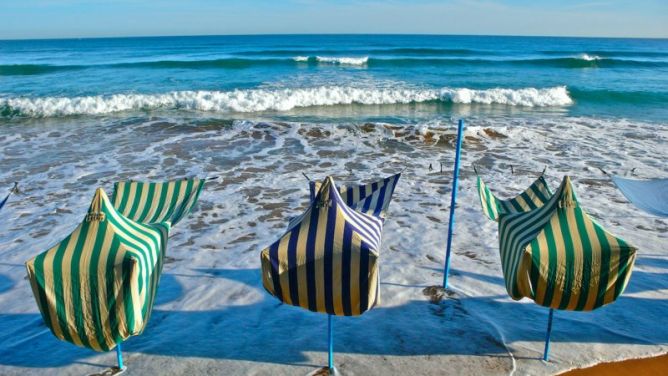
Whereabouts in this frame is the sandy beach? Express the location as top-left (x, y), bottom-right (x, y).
top-left (0, 115), bottom-right (666, 375)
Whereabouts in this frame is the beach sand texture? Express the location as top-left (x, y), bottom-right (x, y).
top-left (0, 117), bottom-right (666, 375)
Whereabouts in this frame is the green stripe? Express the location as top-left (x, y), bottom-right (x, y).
top-left (149, 183), bottom-right (170, 223)
top-left (88, 219), bottom-right (109, 350)
top-left (593, 223), bottom-right (612, 308)
top-left (519, 191), bottom-right (539, 210)
top-left (541, 219), bottom-right (558, 307)
top-left (162, 180), bottom-right (183, 222)
top-left (69, 220), bottom-right (92, 349)
top-left (32, 253), bottom-right (53, 331)
top-left (136, 183), bottom-right (156, 223)
top-left (574, 209), bottom-right (594, 311)
top-left (556, 211), bottom-right (575, 309)
top-left (122, 256), bottom-right (136, 335)
top-left (127, 183), bottom-right (144, 219)
top-left (52, 238), bottom-right (74, 344)
top-left (105, 236), bottom-right (122, 347)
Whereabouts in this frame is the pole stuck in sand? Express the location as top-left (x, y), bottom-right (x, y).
top-left (543, 308), bottom-right (555, 361)
top-left (328, 314), bottom-right (334, 373)
top-left (442, 119), bottom-right (465, 289)
top-left (116, 342), bottom-right (124, 371)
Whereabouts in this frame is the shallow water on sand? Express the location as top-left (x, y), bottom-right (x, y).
top-left (0, 113), bottom-right (666, 375)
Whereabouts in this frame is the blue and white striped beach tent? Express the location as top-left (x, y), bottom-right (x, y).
top-left (261, 176), bottom-right (385, 316)
top-left (308, 173), bottom-right (401, 221)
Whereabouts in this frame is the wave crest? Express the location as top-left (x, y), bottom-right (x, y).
top-left (0, 86), bottom-right (573, 117)
top-left (315, 56), bottom-right (369, 65)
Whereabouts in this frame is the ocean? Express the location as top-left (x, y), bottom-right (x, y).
top-left (1, 35), bottom-right (667, 120)
top-left (1, 35), bottom-right (667, 375)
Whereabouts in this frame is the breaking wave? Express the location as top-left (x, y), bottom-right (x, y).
top-left (0, 86), bottom-right (573, 118)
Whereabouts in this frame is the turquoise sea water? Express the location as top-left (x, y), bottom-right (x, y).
top-left (1, 35), bottom-right (667, 121)
top-left (1, 35), bottom-right (668, 376)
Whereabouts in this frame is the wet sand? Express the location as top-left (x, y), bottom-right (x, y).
top-left (562, 353), bottom-right (668, 375)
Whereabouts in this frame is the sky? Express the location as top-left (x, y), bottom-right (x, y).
top-left (1, 0), bottom-right (666, 40)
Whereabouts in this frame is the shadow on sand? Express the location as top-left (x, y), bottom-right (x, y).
top-left (0, 265), bottom-right (666, 368)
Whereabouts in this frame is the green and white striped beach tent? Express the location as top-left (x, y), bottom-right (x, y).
top-left (26, 188), bottom-right (170, 351)
top-left (477, 174), bottom-right (552, 221)
top-left (261, 176), bottom-right (384, 316)
top-left (498, 176), bottom-right (637, 311)
top-left (112, 178), bottom-right (205, 226)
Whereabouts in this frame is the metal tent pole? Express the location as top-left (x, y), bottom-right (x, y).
top-left (328, 314), bottom-right (334, 373)
top-left (442, 119), bottom-right (465, 288)
top-left (543, 308), bottom-right (554, 361)
top-left (116, 343), bottom-right (124, 370)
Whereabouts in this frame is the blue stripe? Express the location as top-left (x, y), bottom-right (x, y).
top-left (287, 224), bottom-right (301, 307)
top-left (358, 185), bottom-right (366, 203)
top-left (268, 242), bottom-right (283, 302)
top-left (341, 224), bottom-right (353, 316)
top-left (346, 187), bottom-right (354, 207)
top-left (373, 180), bottom-right (389, 217)
top-left (305, 206), bottom-right (319, 311)
top-left (323, 198), bottom-right (337, 314)
top-left (361, 182), bottom-right (377, 213)
top-left (358, 242), bottom-right (370, 313)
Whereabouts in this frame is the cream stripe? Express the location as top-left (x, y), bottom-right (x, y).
top-left (581, 216), bottom-right (602, 310)
top-left (41, 244), bottom-right (64, 340)
top-left (155, 183), bottom-right (176, 223)
top-left (143, 183), bottom-right (163, 222)
top-left (124, 183), bottom-right (138, 218)
top-left (113, 248), bottom-right (128, 339)
top-left (314, 205), bottom-right (328, 313)
top-left (296, 214), bottom-right (310, 309)
top-left (548, 216), bottom-right (566, 308)
top-left (133, 185), bottom-right (150, 221)
top-left (367, 254), bottom-right (379, 309)
top-left (277, 234), bottom-right (292, 305)
top-left (96, 221), bottom-right (117, 348)
top-left (349, 233), bottom-right (362, 315)
top-left (113, 182), bottom-right (124, 208)
top-left (535, 232), bottom-right (550, 304)
top-left (603, 233), bottom-right (621, 305)
top-left (515, 195), bottom-right (531, 211)
top-left (332, 209), bottom-right (345, 315)
top-left (78, 219), bottom-right (102, 351)
top-left (60, 225), bottom-right (84, 347)
top-left (565, 210), bottom-right (585, 310)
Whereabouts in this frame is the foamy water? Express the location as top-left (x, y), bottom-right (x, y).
top-left (0, 86), bottom-right (573, 117)
top-left (0, 114), bottom-right (666, 375)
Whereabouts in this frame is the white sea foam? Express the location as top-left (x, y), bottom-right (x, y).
top-left (0, 115), bottom-right (666, 375)
top-left (579, 53), bottom-right (602, 61)
top-left (0, 86), bottom-right (573, 117)
top-left (293, 56), bottom-right (309, 62)
top-left (315, 56), bottom-right (369, 65)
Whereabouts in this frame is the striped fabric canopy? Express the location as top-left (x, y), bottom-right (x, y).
top-left (112, 178), bottom-right (205, 226)
top-left (261, 176), bottom-right (384, 316)
top-left (498, 176), bottom-right (637, 311)
top-left (309, 173), bottom-right (401, 220)
top-left (26, 188), bottom-right (170, 351)
top-left (477, 175), bottom-right (552, 221)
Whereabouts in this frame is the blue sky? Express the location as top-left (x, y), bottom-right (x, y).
top-left (1, 0), bottom-right (666, 39)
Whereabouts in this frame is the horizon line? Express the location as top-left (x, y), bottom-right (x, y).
top-left (2, 32), bottom-right (667, 42)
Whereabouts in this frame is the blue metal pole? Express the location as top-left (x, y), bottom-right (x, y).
top-left (328, 314), bottom-right (334, 371)
top-left (442, 119), bottom-right (465, 288)
top-left (116, 343), bottom-right (124, 369)
top-left (543, 308), bottom-right (554, 361)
